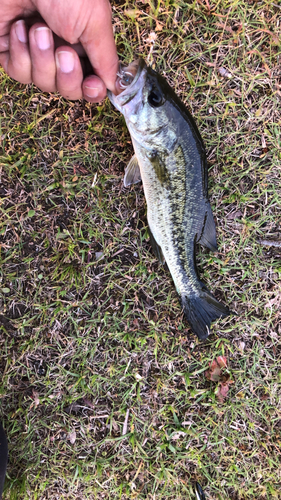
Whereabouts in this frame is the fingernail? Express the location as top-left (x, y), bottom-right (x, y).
top-left (34, 27), bottom-right (51, 50)
top-left (84, 86), bottom-right (99, 98)
top-left (56, 51), bottom-right (74, 73)
top-left (15, 20), bottom-right (27, 44)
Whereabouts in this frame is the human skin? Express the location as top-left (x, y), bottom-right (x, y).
top-left (0, 0), bottom-right (119, 102)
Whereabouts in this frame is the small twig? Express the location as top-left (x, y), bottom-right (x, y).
top-left (257, 239), bottom-right (281, 248)
top-left (132, 461), bottom-right (143, 483)
top-left (122, 408), bottom-right (130, 435)
top-left (90, 414), bottom-right (109, 420)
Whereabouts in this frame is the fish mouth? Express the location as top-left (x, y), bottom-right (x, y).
top-left (116, 59), bottom-right (146, 94)
top-left (108, 58), bottom-right (146, 108)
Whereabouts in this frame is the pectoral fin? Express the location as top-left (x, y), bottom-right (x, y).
top-left (198, 203), bottom-right (218, 252)
top-left (148, 226), bottom-right (165, 264)
top-left (124, 155), bottom-right (142, 187)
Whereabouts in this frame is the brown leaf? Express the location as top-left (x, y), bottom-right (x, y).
top-left (205, 356), bottom-right (234, 402)
top-left (155, 21), bottom-right (164, 31)
top-left (205, 356), bottom-right (227, 382)
top-left (216, 380), bottom-right (234, 403)
top-left (68, 429), bottom-right (76, 444)
top-left (33, 390), bottom-right (40, 407)
top-left (236, 391), bottom-right (245, 399)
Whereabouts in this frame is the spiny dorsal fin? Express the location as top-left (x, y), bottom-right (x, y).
top-left (198, 202), bottom-right (218, 252)
top-left (124, 155), bottom-right (142, 187)
top-left (148, 225), bottom-right (165, 265)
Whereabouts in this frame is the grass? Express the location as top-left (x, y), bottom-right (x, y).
top-left (0, 0), bottom-right (281, 498)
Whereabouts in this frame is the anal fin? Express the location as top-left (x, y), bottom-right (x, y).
top-left (124, 155), bottom-right (142, 187)
top-left (148, 226), bottom-right (165, 264)
top-left (198, 203), bottom-right (218, 252)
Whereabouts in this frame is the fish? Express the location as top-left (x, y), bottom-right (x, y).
top-left (108, 59), bottom-right (232, 339)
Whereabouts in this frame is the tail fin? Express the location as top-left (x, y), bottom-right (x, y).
top-left (181, 290), bottom-right (231, 340)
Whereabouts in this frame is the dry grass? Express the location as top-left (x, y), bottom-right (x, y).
top-left (0, 0), bottom-right (281, 498)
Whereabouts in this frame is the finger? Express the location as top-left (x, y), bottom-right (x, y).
top-left (53, 33), bottom-right (87, 57)
top-left (0, 51), bottom-right (9, 73)
top-left (79, 0), bottom-right (119, 93)
top-left (55, 46), bottom-right (83, 100)
top-left (7, 20), bottom-right (32, 84)
top-left (0, 35), bottom-right (9, 52)
top-left (29, 23), bottom-right (56, 92)
top-left (82, 74), bottom-right (107, 103)
top-left (0, 36), bottom-right (9, 73)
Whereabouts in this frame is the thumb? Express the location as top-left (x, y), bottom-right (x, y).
top-left (79, 0), bottom-right (118, 93)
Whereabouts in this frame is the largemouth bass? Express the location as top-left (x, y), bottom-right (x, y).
top-left (108, 59), bottom-right (232, 339)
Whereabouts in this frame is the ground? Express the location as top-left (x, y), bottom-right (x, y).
top-left (0, 1), bottom-right (281, 499)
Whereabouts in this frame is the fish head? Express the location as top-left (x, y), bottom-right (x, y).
top-left (108, 59), bottom-right (177, 152)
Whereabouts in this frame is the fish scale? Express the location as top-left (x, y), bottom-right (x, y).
top-left (108, 59), bottom-right (233, 339)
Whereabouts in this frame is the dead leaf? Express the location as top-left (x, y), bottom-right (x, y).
top-left (205, 356), bottom-right (227, 382)
top-left (33, 391), bottom-right (40, 407)
top-left (265, 293), bottom-right (281, 308)
top-left (216, 380), bottom-right (234, 402)
top-left (146, 32), bottom-right (157, 44)
top-left (155, 21), bottom-right (163, 31)
top-left (239, 341), bottom-right (245, 352)
top-left (124, 9), bottom-right (141, 19)
top-left (68, 429), bottom-right (76, 444)
top-left (236, 391), bottom-right (245, 399)
top-left (206, 356), bottom-right (234, 402)
top-left (171, 431), bottom-right (186, 440)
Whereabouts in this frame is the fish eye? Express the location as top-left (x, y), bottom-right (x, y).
top-left (148, 88), bottom-right (163, 107)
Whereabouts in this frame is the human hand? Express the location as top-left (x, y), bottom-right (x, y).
top-left (0, 0), bottom-right (118, 102)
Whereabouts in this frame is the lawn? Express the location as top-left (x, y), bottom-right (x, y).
top-left (0, 0), bottom-right (281, 498)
